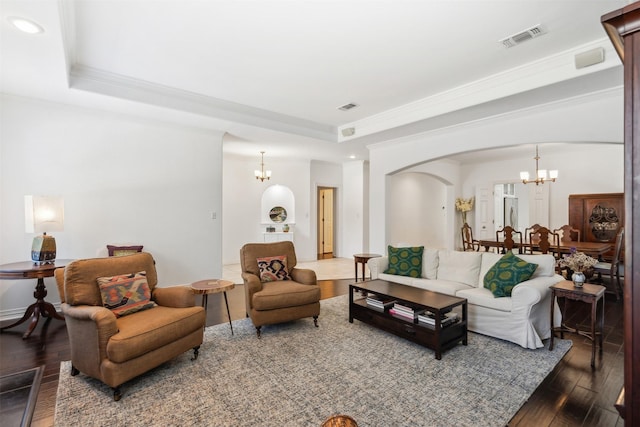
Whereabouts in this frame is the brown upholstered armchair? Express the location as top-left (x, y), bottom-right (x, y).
top-left (54, 252), bottom-right (205, 400)
top-left (240, 241), bottom-right (320, 337)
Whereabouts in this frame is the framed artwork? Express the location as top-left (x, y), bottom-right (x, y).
top-left (269, 206), bottom-right (287, 223)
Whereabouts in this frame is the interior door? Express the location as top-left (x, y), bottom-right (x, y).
top-left (318, 188), bottom-right (334, 255)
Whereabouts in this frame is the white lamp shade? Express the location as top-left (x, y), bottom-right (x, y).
top-left (520, 171), bottom-right (529, 181)
top-left (549, 170), bottom-right (559, 179)
top-left (25, 195), bottom-right (64, 233)
top-left (537, 169), bottom-right (547, 180)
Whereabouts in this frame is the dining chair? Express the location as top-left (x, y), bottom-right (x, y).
top-left (461, 223), bottom-right (480, 251)
top-left (553, 225), bottom-right (581, 244)
top-left (593, 227), bottom-right (624, 300)
top-left (496, 225), bottom-right (523, 254)
top-left (524, 224), bottom-right (542, 245)
top-left (529, 226), bottom-right (560, 259)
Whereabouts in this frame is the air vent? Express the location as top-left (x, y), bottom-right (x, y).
top-left (338, 103), bottom-right (358, 111)
top-left (500, 25), bottom-right (546, 48)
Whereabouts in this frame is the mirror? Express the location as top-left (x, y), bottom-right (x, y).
top-left (269, 206), bottom-right (287, 223)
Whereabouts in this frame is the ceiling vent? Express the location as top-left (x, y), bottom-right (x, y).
top-left (338, 103), bottom-right (358, 111)
top-left (500, 25), bottom-right (546, 48)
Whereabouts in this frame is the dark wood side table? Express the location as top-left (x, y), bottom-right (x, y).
top-left (353, 253), bottom-right (381, 282)
top-left (0, 259), bottom-right (73, 339)
top-left (549, 280), bottom-right (605, 369)
top-left (190, 279), bottom-right (235, 335)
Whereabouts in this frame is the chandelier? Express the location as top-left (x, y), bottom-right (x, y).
top-left (519, 145), bottom-right (558, 185)
top-left (254, 151), bottom-right (271, 182)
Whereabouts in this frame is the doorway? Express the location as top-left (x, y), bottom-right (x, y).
top-left (317, 187), bottom-right (335, 259)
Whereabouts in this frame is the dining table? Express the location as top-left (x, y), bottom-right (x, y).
top-left (478, 239), bottom-right (612, 258)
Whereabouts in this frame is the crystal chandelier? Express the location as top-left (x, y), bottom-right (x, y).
top-left (519, 145), bottom-right (558, 185)
top-left (254, 151), bottom-right (271, 182)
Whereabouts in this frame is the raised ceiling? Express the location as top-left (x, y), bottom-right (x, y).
top-left (0, 0), bottom-right (628, 162)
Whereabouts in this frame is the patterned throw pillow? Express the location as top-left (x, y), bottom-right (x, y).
top-left (257, 255), bottom-right (292, 282)
top-left (107, 245), bottom-right (144, 257)
top-left (98, 271), bottom-right (156, 317)
top-left (383, 245), bottom-right (424, 278)
top-left (483, 251), bottom-right (538, 298)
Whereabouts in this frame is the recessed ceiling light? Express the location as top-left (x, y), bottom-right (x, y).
top-left (8, 17), bottom-right (45, 34)
top-left (349, 155), bottom-right (356, 159)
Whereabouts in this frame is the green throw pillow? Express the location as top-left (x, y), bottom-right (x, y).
top-left (483, 251), bottom-right (538, 298)
top-left (384, 246), bottom-right (424, 278)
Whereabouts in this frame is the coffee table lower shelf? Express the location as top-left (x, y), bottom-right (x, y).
top-left (348, 281), bottom-right (468, 360)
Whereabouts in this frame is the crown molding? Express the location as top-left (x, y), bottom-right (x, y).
top-left (339, 38), bottom-right (622, 143)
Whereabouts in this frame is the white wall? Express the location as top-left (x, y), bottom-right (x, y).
top-left (0, 95), bottom-right (224, 319)
top-left (368, 88), bottom-right (624, 254)
top-left (341, 161), bottom-right (368, 256)
top-left (386, 172), bottom-right (447, 248)
top-left (222, 154), bottom-right (316, 263)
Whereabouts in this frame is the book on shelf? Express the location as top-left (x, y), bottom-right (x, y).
top-left (390, 302), bottom-right (426, 316)
top-left (365, 295), bottom-right (396, 310)
top-left (388, 308), bottom-right (418, 321)
top-left (417, 311), bottom-right (458, 326)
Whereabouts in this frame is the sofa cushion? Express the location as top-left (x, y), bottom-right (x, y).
top-left (384, 246), bottom-right (424, 278)
top-left (107, 305), bottom-right (204, 363)
top-left (257, 255), bottom-right (292, 282)
top-left (378, 273), bottom-right (415, 286)
top-left (483, 251), bottom-right (538, 297)
top-left (456, 287), bottom-right (513, 312)
top-left (409, 278), bottom-right (472, 296)
top-left (436, 250), bottom-right (482, 287)
top-left (252, 281), bottom-right (320, 311)
top-left (97, 271), bottom-right (156, 317)
top-left (421, 248), bottom-right (440, 279)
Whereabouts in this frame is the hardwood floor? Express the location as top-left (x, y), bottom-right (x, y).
top-left (0, 279), bottom-right (624, 426)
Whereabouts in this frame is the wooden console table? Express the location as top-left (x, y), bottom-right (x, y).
top-left (0, 259), bottom-right (73, 339)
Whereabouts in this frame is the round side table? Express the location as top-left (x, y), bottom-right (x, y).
top-left (190, 279), bottom-right (235, 335)
top-left (353, 253), bottom-right (381, 282)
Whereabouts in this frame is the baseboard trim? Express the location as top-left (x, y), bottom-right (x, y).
top-left (0, 303), bottom-right (62, 322)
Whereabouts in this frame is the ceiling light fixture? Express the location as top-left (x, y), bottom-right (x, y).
top-left (519, 145), bottom-right (558, 185)
top-left (8, 16), bottom-right (45, 34)
top-left (254, 151), bottom-right (271, 182)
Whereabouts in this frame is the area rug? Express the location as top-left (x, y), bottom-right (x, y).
top-left (54, 296), bottom-right (571, 427)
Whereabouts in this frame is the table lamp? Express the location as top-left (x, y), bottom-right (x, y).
top-left (24, 195), bottom-right (64, 265)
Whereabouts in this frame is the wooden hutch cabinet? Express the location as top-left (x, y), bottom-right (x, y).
top-left (568, 193), bottom-right (623, 260)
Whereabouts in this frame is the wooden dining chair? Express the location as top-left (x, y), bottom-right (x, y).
top-left (524, 224), bottom-right (542, 245)
top-left (461, 223), bottom-right (480, 251)
top-left (553, 224), bottom-right (581, 244)
top-left (593, 227), bottom-right (624, 300)
top-left (496, 225), bottom-right (523, 254)
top-left (529, 226), bottom-right (560, 258)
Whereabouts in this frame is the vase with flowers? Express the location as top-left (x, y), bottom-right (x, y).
top-left (557, 248), bottom-right (598, 287)
top-left (455, 197), bottom-right (474, 225)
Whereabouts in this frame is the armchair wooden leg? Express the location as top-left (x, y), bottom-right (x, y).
top-left (70, 365), bottom-right (79, 376)
top-left (113, 387), bottom-right (121, 401)
top-left (191, 345), bottom-right (200, 361)
top-left (256, 326), bottom-right (262, 338)
top-left (313, 315), bottom-right (319, 327)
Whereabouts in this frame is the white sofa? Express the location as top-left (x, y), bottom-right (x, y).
top-left (368, 248), bottom-right (563, 349)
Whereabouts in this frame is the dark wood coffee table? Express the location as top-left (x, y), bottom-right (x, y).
top-left (349, 279), bottom-right (467, 359)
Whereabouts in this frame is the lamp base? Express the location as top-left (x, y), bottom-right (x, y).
top-left (31, 233), bottom-right (56, 265)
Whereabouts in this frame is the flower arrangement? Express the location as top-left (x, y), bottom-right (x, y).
top-left (455, 197), bottom-right (474, 224)
top-left (557, 249), bottom-right (598, 273)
